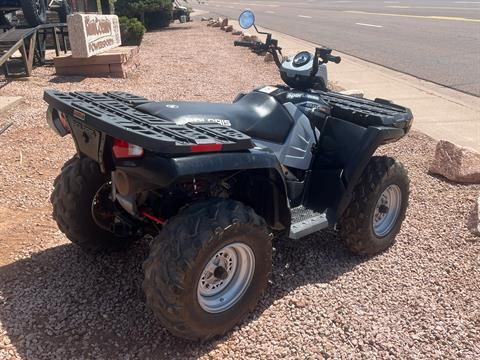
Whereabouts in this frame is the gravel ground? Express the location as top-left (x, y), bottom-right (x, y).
top-left (0, 20), bottom-right (479, 360)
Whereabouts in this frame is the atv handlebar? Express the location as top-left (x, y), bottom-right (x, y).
top-left (234, 40), bottom-right (254, 48)
top-left (325, 54), bottom-right (342, 64)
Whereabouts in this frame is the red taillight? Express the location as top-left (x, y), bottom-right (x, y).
top-left (112, 138), bottom-right (144, 158)
top-left (190, 144), bottom-right (223, 153)
top-left (58, 111), bottom-right (70, 133)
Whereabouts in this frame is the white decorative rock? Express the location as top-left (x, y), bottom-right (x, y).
top-left (68, 14), bottom-right (121, 58)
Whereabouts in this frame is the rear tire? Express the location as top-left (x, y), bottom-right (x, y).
top-left (143, 199), bottom-right (273, 340)
top-left (339, 156), bottom-right (409, 255)
top-left (51, 156), bottom-right (134, 253)
top-left (20, 0), bottom-right (46, 27)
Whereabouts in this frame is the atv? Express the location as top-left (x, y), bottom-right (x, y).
top-left (171, 0), bottom-right (191, 23)
top-left (0, 0), bottom-right (71, 27)
top-left (44, 10), bottom-right (413, 340)
top-left (0, 0), bottom-right (47, 27)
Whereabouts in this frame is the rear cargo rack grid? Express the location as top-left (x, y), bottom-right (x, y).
top-left (44, 90), bottom-right (254, 154)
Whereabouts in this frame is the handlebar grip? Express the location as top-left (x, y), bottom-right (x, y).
top-left (328, 54), bottom-right (342, 64)
top-left (234, 40), bottom-right (253, 48)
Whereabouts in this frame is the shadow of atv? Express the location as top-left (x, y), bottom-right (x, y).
top-left (0, 231), bottom-right (365, 358)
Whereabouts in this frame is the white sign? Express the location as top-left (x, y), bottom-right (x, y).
top-left (68, 14), bottom-right (122, 58)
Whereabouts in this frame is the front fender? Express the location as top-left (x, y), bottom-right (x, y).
top-left (332, 126), bottom-right (405, 220)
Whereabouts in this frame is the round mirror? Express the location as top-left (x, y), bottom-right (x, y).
top-left (239, 10), bottom-right (255, 29)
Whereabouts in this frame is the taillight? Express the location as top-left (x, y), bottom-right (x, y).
top-left (112, 138), bottom-right (144, 158)
top-left (58, 111), bottom-right (70, 133)
top-left (190, 144), bottom-right (223, 153)
top-left (46, 106), bottom-right (70, 136)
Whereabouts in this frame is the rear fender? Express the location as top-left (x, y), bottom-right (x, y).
top-left (115, 148), bottom-right (291, 231)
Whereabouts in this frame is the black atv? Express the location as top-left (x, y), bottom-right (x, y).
top-left (0, 0), bottom-right (71, 27)
top-left (44, 10), bottom-right (413, 340)
top-left (0, 0), bottom-right (47, 27)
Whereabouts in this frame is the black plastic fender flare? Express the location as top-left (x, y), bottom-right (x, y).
top-left (329, 126), bottom-right (406, 222)
top-left (116, 148), bottom-right (291, 231)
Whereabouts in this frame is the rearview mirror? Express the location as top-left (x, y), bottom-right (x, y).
top-left (239, 9), bottom-right (255, 29)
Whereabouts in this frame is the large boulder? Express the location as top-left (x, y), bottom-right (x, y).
top-left (429, 140), bottom-right (480, 184)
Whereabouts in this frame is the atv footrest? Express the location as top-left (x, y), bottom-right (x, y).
top-left (289, 206), bottom-right (329, 240)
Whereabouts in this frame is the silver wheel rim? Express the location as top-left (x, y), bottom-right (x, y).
top-left (197, 243), bottom-right (255, 314)
top-left (373, 184), bottom-right (402, 237)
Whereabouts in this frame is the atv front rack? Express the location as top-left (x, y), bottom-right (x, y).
top-left (44, 90), bottom-right (254, 154)
top-left (314, 90), bottom-right (413, 129)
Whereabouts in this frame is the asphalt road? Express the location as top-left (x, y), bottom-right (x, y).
top-left (195, 0), bottom-right (480, 96)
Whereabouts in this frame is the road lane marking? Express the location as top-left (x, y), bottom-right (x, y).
top-left (345, 10), bottom-right (480, 22)
top-left (387, 5), bottom-right (480, 10)
top-left (266, 10), bottom-right (276, 14)
top-left (298, 15), bottom-right (313, 18)
top-left (356, 22), bottom-right (383, 27)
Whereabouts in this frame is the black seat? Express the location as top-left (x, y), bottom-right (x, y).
top-left (136, 92), bottom-right (294, 144)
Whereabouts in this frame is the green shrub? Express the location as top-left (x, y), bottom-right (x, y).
top-left (144, 9), bottom-right (172, 30)
top-left (116, 0), bottom-right (172, 19)
top-left (119, 16), bottom-right (146, 46)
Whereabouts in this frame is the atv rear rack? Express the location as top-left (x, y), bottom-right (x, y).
top-left (44, 90), bottom-right (254, 155)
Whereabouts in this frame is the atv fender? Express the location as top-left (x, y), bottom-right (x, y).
top-left (306, 118), bottom-right (405, 223)
top-left (115, 148), bottom-right (291, 231)
top-left (331, 126), bottom-right (405, 221)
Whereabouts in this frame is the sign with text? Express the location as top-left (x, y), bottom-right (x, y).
top-left (68, 14), bottom-right (121, 58)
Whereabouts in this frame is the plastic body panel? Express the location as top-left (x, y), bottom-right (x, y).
top-left (254, 102), bottom-right (318, 170)
top-left (280, 54), bottom-right (328, 90)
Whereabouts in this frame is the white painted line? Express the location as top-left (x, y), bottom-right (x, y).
top-left (356, 22), bottom-right (383, 27)
top-left (266, 10), bottom-right (276, 14)
top-left (298, 15), bottom-right (313, 18)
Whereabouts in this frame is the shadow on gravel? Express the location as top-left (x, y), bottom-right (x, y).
top-left (49, 76), bottom-right (87, 84)
top-left (0, 231), bottom-right (363, 359)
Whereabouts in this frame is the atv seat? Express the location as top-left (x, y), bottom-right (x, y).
top-left (136, 92), bottom-right (294, 144)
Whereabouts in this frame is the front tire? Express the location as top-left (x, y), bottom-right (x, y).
top-left (51, 156), bottom-right (134, 253)
top-left (339, 156), bottom-right (409, 255)
top-left (143, 199), bottom-right (273, 340)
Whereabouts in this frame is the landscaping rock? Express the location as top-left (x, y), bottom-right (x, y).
top-left (201, 17), bottom-right (212, 22)
top-left (232, 30), bottom-right (243, 36)
top-left (242, 33), bottom-right (258, 42)
top-left (264, 53), bottom-right (274, 62)
top-left (340, 89), bottom-right (364, 98)
top-left (220, 18), bottom-right (228, 28)
top-left (429, 140), bottom-right (480, 184)
top-left (225, 25), bottom-right (233, 32)
top-left (211, 21), bottom-right (221, 28)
